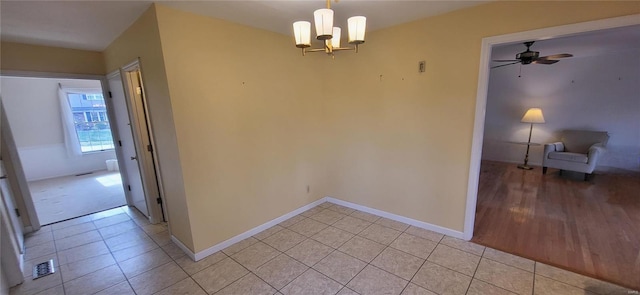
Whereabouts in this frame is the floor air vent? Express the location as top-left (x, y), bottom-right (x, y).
top-left (33, 260), bottom-right (55, 279)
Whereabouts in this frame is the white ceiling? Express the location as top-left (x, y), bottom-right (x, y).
top-left (0, 0), bottom-right (486, 51)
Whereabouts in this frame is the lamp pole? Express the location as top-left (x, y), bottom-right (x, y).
top-left (518, 122), bottom-right (534, 170)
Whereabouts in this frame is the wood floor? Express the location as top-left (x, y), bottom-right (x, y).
top-left (472, 160), bottom-right (640, 290)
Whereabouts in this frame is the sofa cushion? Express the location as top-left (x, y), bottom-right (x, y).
top-left (548, 152), bottom-right (589, 163)
top-left (561, 130), bottom-right (609, 153)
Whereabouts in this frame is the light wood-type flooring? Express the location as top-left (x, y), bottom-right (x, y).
top-left (472, 160), bottom-right (640, 291)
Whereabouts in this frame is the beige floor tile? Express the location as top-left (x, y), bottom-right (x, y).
top-left (347, 265), bottom-right (408, 295)
top-left (278, 214), bottom-right (307, 228)
top-left (161, 242), bottom-right (187, 260)
top-left (94, 281), bottom-right (136, 295)
top-left (128, 261), bottom-right (188, 295)
top-left (232, 242), bottom-right (280, 271)
top-left (288, 218), bottom-right (329, 237)
top-left (63, 264), bottom-right (125, 295)
top-left (25, 231), bottom-right (54, 249)
top-left (327, 204), bottom-right (356, 215)
top-left (149, 230), bottom-right (171, 246)
top-left (263, 228), bottom-right (306, 251)
top-left (337, 287), bottom-right (359, 294)
top-left (23, 253), bottom-right (59, 278)
top-left (349, 210), bottom-right (381, 223)
top-left (24, 241), bottom-right (56, 261)
top-left (371, 247), bottom-right (425, 280)
top-left (191, 257), bottom-right (249, 294)
top-left (312, 227), bottom-right (354, 249)
top-left (52, 222), bottom-right (97, 240)
top-left (32, 284), bottom-right (65, 295)
top-left (92, 213), bottom-right (131, 229)
top-left (533, 275), bottom-right (599, 295)
top-left (281, 269), bottom-right (343, 295)
top-left (111, 240), bottom-right (159, 262)
top-left (253, 225), bottom-right (285, 240)
top-left (474, 258), bottom-right (533, 295)
top-left (285, 238), bottom-right (333, 266)
top-left (140, 223), bottom-right (167, 235)
top-left (404, 226), bottom-right (444, 243)
top-left (217, 273), bottom-right (276, 295)
top-left (338, 235), bottom-right (386, 263)
top-left (390, 233), bottom-right (437, 259)
top-left (60, 253), bottom-right (116, 282)
top-left (57, 240), bottom-right (109, 265)
top-left (175, 251), bottom-right (226, 275)
top-left (375, 217), bottom-right (410, 232)
top-left (154, 277), bottom-right (207, 295)
top-left (118, 248), bottom-right (172, 278)
top-left (309, 209), bottom-right (347, 225)
top-left (54, 230), bottom-right (103, 251)
top-left (50, 215), bottom-right (93, 231)
top-left (467, 279), bottom-right (517, 295)
top-left (314, 251), bottom-right (367, 285)
top-left (90, 207), bottom-right (125, 221)
top-left (411, 262), bottom-right (471, 295)
top-left (359, 224), bottom-right (402, 245)
top-left (482, 248), bottom-right (534, 272)
top-left (401, 283), bottom-right (437, 295)
top-left (439, 236), bottom-right (485, 256)
top-left (427, 244), bottom-right (480, 276)
top-left (97, 220), bottom-right (138, 239)
top-left (301, 206), bottom-right (325, 217)
top-left (222, 237), bottom-right (259, 255)
top-left (332, 215), bottom-right (372, 234)
top-left (9, 272), bottom-right (62, 295)
top-left (103, 228), bottom-right (151, 252)
top-left (535, 263), bottom-right (630, 294)
top-left (318, 202), bottom-right (333, 209)
top-left (256, 254), bottom-right (308, 289)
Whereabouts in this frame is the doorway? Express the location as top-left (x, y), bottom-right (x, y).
top-left (1, 76), bottom-right (128, 225)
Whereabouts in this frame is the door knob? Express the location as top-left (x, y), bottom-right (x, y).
top-left (131, 156), bottom-right (137, 160)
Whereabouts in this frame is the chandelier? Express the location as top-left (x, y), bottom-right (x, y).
top-left (293, 0), bottom-right (366, 57)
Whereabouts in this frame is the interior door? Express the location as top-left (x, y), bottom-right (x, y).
top-left (108, 74), bottom-right (149, 216)
top-left (0, 160), bottom-right (24, 253)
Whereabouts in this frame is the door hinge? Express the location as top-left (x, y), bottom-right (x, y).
top-left (156, 197), bottom-right (162, 204)
top-left (147, 144), bottom-right (153, 152)
top-left (108, 91), bottom-right (112, 98)
top-left (118, 140), bottom-right (122, 147)
top-left (136, 87), bottom-right (142, 95)
top-left (15, 208), bottom-right (20, 217)
top-left (127, 185), bottom-right (131, 191)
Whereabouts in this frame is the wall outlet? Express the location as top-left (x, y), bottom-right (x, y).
top-left (418, 61), bottom-right (426, 73)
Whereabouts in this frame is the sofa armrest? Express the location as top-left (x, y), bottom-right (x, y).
top-left (587, 144), bottom-right (606, 164)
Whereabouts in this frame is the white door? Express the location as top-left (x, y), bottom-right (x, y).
top-left (108, 74), bottom-right (149, 216)
top-left (0, 160), bottom-right (24, 252)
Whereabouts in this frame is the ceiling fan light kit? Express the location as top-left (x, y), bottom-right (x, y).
top-left (293, 0), bottom-right (366, 57)
top-left (492, 41), bottom-right (573, 69)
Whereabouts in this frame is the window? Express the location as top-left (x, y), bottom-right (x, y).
top-left (66, 92), bottom-right (115, 152)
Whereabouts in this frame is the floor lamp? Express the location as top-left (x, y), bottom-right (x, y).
top-left (518, 108), bottom-right (545, 170)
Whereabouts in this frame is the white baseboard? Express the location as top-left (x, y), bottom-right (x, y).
top-left (175, 196), bottom-right (464, 262)
top-left (325, 197), bottom-right (465, 240)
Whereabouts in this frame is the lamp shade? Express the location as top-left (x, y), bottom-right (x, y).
top-left (521, 108), bottom-right (545, 123)
top-left (331, 27), bottom-right (341, 48)
top-left (348, 16), bottom-right (366, 44)
top-left (293, 21), bottom-right (311, 48)
top-left (314, 8), bottom-right (334, 40)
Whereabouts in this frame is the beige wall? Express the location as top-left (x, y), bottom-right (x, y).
top-left (103, 5), bottom-right (194, 250)
top-left (321, 1), bottom-right (640, 231)
top-left (0, 42), bottom-right (105, 75)
top-left (154, 4), bottom-right (329, 252)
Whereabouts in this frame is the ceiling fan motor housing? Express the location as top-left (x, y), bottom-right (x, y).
top-left (516, 51), bottom-right (539, 64)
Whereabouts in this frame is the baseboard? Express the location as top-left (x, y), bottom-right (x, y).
top-left (179, 195), bottom-right (464, 262)
top-left (187, 197), bottom-right (328, 261)
top-left (325, 197), bottom-right (465, 239)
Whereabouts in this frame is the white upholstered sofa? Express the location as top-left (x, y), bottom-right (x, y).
top-left (542, 130), bottom-right (609, 180)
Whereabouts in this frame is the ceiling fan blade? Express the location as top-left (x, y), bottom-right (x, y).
top-left (492, 59), bottom-right (519, 62)
top-left (491, 61), bottom-right (521, 69)
top-left (540, 53), bottom-right (573, 59)
top-left (532, 59), bottom-right (559, 65)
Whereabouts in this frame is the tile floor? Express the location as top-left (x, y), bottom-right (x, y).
top-left (11, 202), bottom-right (633, 295)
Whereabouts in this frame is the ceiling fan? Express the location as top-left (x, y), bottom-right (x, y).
top-left (491, 41), bottom-right (573, 69)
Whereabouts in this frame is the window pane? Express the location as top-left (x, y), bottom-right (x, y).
top-left (67, 93), bottom-right (115, 152)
